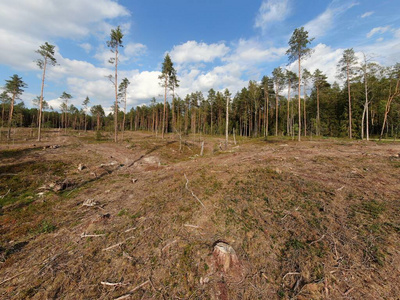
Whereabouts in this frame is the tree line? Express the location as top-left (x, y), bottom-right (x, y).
top-left (1, 27), bottom-right (399, 141)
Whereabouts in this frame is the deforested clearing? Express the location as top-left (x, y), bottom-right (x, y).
top-left (1, 130), bottom-right (399, 299)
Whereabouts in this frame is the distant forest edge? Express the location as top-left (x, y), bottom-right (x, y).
top-left (1, 27), bottom-right (399, 141)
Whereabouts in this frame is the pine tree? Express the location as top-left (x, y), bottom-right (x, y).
top-left (107, 26), bottom-right (123, 142)
top-left (36, 42), bottom-right (57, 141)
top-left (337, 48), bottom-right (358, 138)
top-left (286, 27), bottom-right (314, 141)
top-left (4, 74), bottom-right (27, 139)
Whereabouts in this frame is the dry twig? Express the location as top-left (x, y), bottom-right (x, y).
top-left (113, 280), bottom-right (151, 300)
top-left (184, 173), bottom-right (205, 208)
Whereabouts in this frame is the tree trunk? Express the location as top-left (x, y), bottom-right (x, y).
top-left (122, 87), bottom-right (127, 140)
top-left (275, 86), bottom-right (279, 136)
top-left (287, 81), bottom-right (290, 136)
top-left (303, 84), bottom-right (307, 137)
top-left (298, 56), bottom-right (301, 141)
top-left (7, 90), bottom-right (16, 140)
top-left (225, 95), bottom-right (229, 147)
top-left (114, 47), bottom-right (119, 142)
top-left (38, 58), bottom-right (47, 141)
top-left (347, 61), bottom-right (352, 139)
top-left (316, 86), bottom-right (320, 136)
top-left (162, 77), bottom-right (167, 139)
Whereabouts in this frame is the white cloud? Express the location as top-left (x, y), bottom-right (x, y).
top-left (366, 26), bottom-right (390, 38)
top-left (124, 43), bottom-right (147, 58)
top-left (376, 37), bottom-right (384, 42)
top-left (304, 1), bottom-right (359, 39)
top-left (254, 0), bottom-right (291, 31)
top-left (0, 0), bottom-right (129, 40)
top-left (287, 43), bottom-right (345, 84)
top-left (225, 39), bottom-right (286, 64)
top-left (79, 43), bottom-right (92, 53)
top-left (361, 11), bottom-right (374, 18)
top-left (170, 41), bottom-right (230, 64)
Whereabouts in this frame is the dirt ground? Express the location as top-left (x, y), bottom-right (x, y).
top-left (1, 129), bottom-right (400, 299)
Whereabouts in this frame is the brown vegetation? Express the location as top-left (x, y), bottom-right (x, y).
top-left (1, 129), bottom-right (400, 299)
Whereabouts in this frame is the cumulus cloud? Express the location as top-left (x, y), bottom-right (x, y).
top-left (225, 39), bottom-right (286, 64)
top-left (361, 11), bottom-right (374, 18)
top-left (170, 41), bottom-right (230, 64)
top-left (254, 0), bottom-right (291, 31)
top-left (304, 1), bottom-right (359, 39)
top-left (366, 26), bottom-right (390, 38)
top-left (0, 0), bottom-right (129, 40)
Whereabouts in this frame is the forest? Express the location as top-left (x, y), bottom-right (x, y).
top-left (1, 27), bottom-right (399, 142)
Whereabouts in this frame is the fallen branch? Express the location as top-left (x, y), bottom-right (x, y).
top-left (114, 280), bottom-right (150, 300)
top-left (184, 173), bottom-right (205, 208)
top-left (0, 271), bottom-right (27, 286)
top-left (101, 281), bottom-right (128, 287)
top-left (102, 236), bottom-right (134, 251)
top-left (161, 240), bottom-right (177, 252)
top-left (309, 234), bottom-right (326, 245)
top-left (0, 189), bottom-right (11, 199)
top-left (80, 232), bottom-right (106, 238)
top-left (282, 272), bottom-right (301, 280)
top-left (184, 224), bottom-right (201, 229)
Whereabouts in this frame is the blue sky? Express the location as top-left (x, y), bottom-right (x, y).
top-left (0, 0), bottom-right (399, 113)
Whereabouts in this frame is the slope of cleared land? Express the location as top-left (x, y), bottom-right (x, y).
top-left (1, 130), bottom-right (400, 299)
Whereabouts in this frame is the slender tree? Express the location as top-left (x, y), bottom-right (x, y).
top-left (248, 80), bottom-right (260, 137)
top-left (272, 67), bottom-right (285, 136)
top-left (337, 48), bottom-right (358, 138)
top-left (224, 89), bottom-right (231, 146)
top-left (60, 92), bottom-right (72, 133)
top-left (1, 91), bottom-right (11, 139)
top-left (302, 68), bottom-right (312, 136)
top-left (36, 42), bottom-right (57, 141)
top-left (4, 75), bottom-right (27, 139)
top-left (118, 78), bottom-right (130, 139)
top-left (207, 88), bottom-right (216, 135)
top-left (90, 105), bottom-right (105, 131)
top-left (82, 96), bottom-right (90, 132)
top-left (313, 69), bottom-right (328, 136)
top-left (107, 26), bottom-right (123, 142)
top-left (159, 54), bottom-right (176, 138)
top-left (285, 70), bottom-right (297, 136)
top-left (169, 68), bottom-right (179, 131)
top-left (286, 27), bottom-right (314, 141)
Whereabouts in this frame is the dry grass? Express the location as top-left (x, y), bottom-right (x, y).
top-left (1, 129), bottom-right (399, 299)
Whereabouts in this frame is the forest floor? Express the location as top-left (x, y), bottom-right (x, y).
top-left (0, 129), bottom-right (400, 299)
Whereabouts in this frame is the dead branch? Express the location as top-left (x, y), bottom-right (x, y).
top-left (0, 271), bottom-right (27, 286)
top-left (102, 236), bottom-right (134, 251)
top-left (123, 252), bottom-right (134, 260)
top-left (124, 227), bottom-right (137, 233)
top-left (0, 189), bottom-right (11, 199)
top-left (161, 240), bottom-right (177, 252)
top-left (183, 224), bottom-right (201, 229)
top-left (82, 198), bottom-right (98, 207)
top-left (282, 272), bottom-right (301, 280)
top-left (101, 281), bottom-right (128, 287)
top-left (80, 232), bottom-right (106, 238)
top-left (113, 280), bottom-right (150, 300)
top-left (184, 173), bottom-right (205, 208)
top-left (309, 234), bottom-right (326, 245)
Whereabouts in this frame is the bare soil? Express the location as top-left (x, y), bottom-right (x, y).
top-left (1, 129), bottom-right (399, 299)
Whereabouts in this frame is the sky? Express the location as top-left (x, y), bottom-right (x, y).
top-left (0, 0), bottom-right (399, 113)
